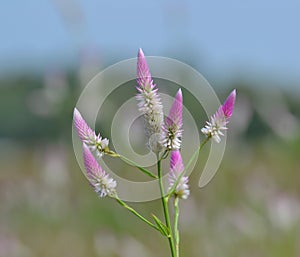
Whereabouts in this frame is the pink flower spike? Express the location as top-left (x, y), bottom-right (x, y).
top-left (82, 144), bottom-right (117, 198)
top-left (136, 48), bottom-right (164, 152)
top-left (167, 89), bottom-right (183, 128)
top-left (73, 108), bottom-right (110, 157)
top-left (168, 150), bottom-right (189, 200)
top-left (222, 89), bottom-right (236, 120)
top-left (162, 89), bottom-right (183, 150)
top-left (82, 143), bottom-right (103, 182)
top-left (73, 108), bottom-right (96, 143)
top-left (201, 89), bottom-right (237, 143)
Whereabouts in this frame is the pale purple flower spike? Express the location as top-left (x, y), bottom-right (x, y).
top-left (73, 108), bottom-right (109, 157)
top-left (136, 48), bottom-right (164, 152)
top-left (82, 143), bottom-right (117, 197)
top-left (73, 108), bottom-right (96, 142)
top-left (201, 89), bottom-right (236, 143)
top-left (162, 89), bottom-right (183, 150)
top-left (168, 150), bottom-right (189, 200)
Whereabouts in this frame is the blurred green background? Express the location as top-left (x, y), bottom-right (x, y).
top-left (1, 1), bottom-right (300, 257)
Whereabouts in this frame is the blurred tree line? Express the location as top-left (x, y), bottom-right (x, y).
top-left (0, 71), bottom-right (299, 145)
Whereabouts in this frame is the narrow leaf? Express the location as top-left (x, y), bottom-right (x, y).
top-left (152, 214), bottom-right (170, 237)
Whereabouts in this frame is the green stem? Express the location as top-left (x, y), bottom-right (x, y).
top-left (115, 197), bottom-right (159, 232)
top-left (157, 158), bottom-right (176, 257)
top-left (185, 136), bottom-right (210, 171)
top-left (174, 197), bottom-right (180, 257)
top-left (117, 154), bottom-right (158, 179)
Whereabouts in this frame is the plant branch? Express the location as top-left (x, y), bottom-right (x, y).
top-left (174, 197), bottom-right (180, 257)
top-left (157, 157), bottom-right (176, 257)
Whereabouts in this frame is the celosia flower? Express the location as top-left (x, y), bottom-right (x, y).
top-left (82, 143), bottom-right (117, 197)
top-left (221, 89), bottom-right (236, 119)
top-left (73, 108), bottom-right (109, 157)
top-left (162, 89), bottom-right (183, 150)
top-left (136, 48), bottom-right (164, 153)
top-left (168, 150), bottom-right (189, 199)
top-left (201, 89), bottom-right (236, 143)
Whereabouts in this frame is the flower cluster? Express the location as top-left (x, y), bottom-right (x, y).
top-left (136, 48), bottom-right (184, 153)
top-left (201, 89), bottom-right (236, 143)
top-left (162, 89), bottom-right (183, 150)
top-left (82, 144), bottom-right (117, 197)
top-left (73, 48), bottom-right (237, 257)
top-left (73, 108), bottom-right (110, 157)
top-left (73, 108), bottom-right (116, 197)
top-left (136, 48), bottom-right (164, 153)
top-left (73, 49), bottom-right (236, 201)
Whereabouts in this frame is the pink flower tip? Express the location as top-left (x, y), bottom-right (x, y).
top-left (170, 150), bottom-right (184, 173)
top-left (73, 108), bottom-right (94, 142)
top-left (138, 48), bottom-right (145, 59)
top-left (222, 89), bottom-right (236, 119)
top-left (175, 88), bottom-right (182, 107)
top-left (175, 88), bottom-right (182, 105)
top-left (169, 89), bottom-right (183, 125)
top-left (137, 48), bottom-right (152, 89)
top-left (73, 107), bottom-right (81, 123)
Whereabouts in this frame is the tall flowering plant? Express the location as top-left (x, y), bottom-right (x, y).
top-left (73, 48), bottom-right (236, 257)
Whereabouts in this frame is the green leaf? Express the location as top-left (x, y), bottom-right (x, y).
top-left (152, 214), bottom-right (170, 237)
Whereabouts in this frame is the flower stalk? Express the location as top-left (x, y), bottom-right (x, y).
top-left (73, 48), bottom-right (237, 257)
top-left (174, 197), bottom-right (180, 257)
top-left (157, 157), bottom-right (176, 257)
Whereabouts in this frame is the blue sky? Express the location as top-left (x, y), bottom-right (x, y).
top-left (1, 0), bottom-right (299, 82)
